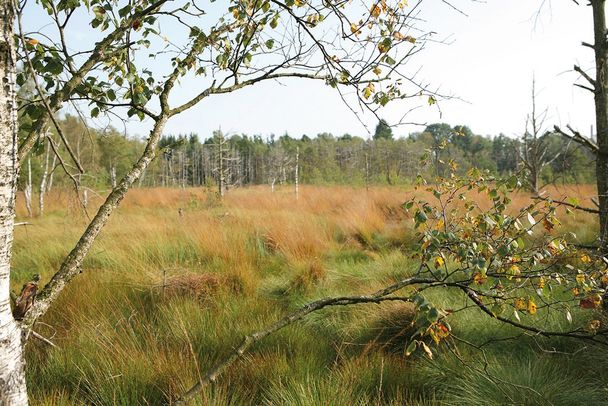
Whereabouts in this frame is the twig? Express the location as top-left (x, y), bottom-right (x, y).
top-left (30, 331), bottom-right (57, 348)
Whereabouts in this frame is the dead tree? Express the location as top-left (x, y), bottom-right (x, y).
top-left (295, 146), bottom-right (300, 200)
top-left (549, 1), bottom-right (608, 250)
top-left (518, 79), bottom-right (561, 194)
top-left (214, 130), bottom-right (230, 198)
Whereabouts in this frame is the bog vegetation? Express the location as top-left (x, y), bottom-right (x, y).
top-left (4, 0), bottom-right (608, 404)
top-left (12, 183), bottom-right (608, 404)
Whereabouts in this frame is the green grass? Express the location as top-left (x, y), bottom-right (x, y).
top-left (13, 186), bottom-right (608, 405)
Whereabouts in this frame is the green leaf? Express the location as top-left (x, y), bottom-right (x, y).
top-left (118, 5), bottom-right (131, 17)
top-left (270, 14), bottom-right (279, 29)
top-left (405, 340), bottom-right (417, 357)
top-left (427, 307), bottom-right (439, 322)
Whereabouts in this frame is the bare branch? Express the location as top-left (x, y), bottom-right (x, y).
top-left (554, 125), bottom-right (599, 153)
top-left (574, 64), bottom-right (596, 87)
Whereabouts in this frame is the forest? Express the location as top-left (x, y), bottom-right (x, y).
top-left (2, 0), bottom-right (608, 405)
top-left (17, 115), bottom-right (595, 204)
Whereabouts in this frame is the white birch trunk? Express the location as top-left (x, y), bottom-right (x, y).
top-left (82, 189), bottom-right (88, 210)
top-left (0, 0), bottom-right (29, 401)
top-left (23, 159), bottom-right (32, 218)
top-left (110, 165), bottom-right (117, 189)
top-left (46, 152), bottom-right (56, 193)
top-left (38, 137), bottom-right (50, 217)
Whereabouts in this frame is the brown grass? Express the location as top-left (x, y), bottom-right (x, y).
top-left (14, 183), bottom-right (603, 405)
top-left (289, 260), bottom-right (328, 292)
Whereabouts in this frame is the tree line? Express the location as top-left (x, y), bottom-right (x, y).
top-left (18, 115), bottom-right (596, 205)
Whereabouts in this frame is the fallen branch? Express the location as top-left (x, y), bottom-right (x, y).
top-left (174, 276), bottom-right (435, 404)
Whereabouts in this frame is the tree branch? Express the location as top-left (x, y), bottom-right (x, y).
top-left (174, 276), bottom-right (435, 404)
top-left (533, 194), bottom-right (602, 214)
top-left (554, 125), bottom-right (599, 154)
top-left (574, 64), bottom-right (596, 87)
top-left (17, 0), bottom-right (170, 162)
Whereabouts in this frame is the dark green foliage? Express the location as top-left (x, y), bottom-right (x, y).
top-left (374, 118), bottom-right (394, 140)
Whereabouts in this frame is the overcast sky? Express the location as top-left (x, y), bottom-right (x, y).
top-left (32, 1), bottom-right (596, 140)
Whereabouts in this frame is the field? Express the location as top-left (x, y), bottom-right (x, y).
top-left (11, 185), bottom-right (608, 405)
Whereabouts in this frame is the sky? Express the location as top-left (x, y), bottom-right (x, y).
top-left (27, 0), bottom-right (596, 140)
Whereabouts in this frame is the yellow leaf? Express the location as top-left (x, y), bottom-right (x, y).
top-left (576, 273), bottom-right (585, 284)
top-left (428, 95), bottom-right (436, 106)
top-left (537, 276), bottom-right (545, 289)
top-left (473, 272), bottom-right (486, 285)
top-left (373, 66), bottom-right (382, 76)
top-left (508, 264), bottom-right (521, 275)
top-left (420, 342), bottom-right (433, 359)
top-left (586, 319), bottom-right (601, 332)
top-left (363, 83), bottom-right (375, 99)
top-left (527, 299), bottom-right (537, 315)
top-left (514, 298), bottom-right (526, 310)
top-left (434, 256), bottom-right (444, 268)
top-left (580, 254), bottom-right (592, 263)
top-left (27, 38), bottom-right (38, 46)
top-left (370, 3), bottom-right (381, 18)
top-left (350, 23), bottom-right (359, 35)
top-left (428, 328), bottom-right (439, 345)
top-left (404, 35), bottom-right (416, 44)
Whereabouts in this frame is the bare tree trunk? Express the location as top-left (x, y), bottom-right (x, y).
top-left (365, 150), bottom-right (370, 192)
top-left (216, 130), bottom-right (227, 197)
top-left (592, 0), bottom-right (608, 250)
top-left (138, 166), bottom-right (146, 188)
top-left (38, 137), bottom-right (50, 216)
top-left (24, 159), bottom-right (32, 218)
top-left (295, 147), bottom-right (299, 200)
top-left (0, 0), bottom-right (29, 401)
top-left (21, 114), bottom-right (170, 329)
top-left (46, 152), bottom-right (56, 193)
top-left (82, 189), bottom-right (88, 210)
top-left (110, 165), bottom-right (117, 189)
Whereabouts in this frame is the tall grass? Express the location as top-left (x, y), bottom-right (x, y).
top-left (12, 184), bottom-right (605, 405)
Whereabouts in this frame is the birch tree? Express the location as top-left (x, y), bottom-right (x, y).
top-left (2, 0), bottom-right (442, 402)
top-left (0, 0), bottom-right (28, 402)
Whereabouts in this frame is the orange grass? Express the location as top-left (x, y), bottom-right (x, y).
top-left (11, 183), bottom-right (602, 405)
